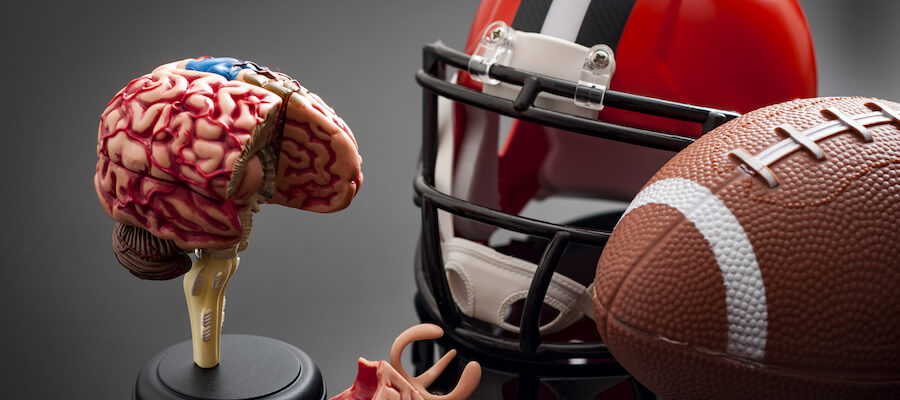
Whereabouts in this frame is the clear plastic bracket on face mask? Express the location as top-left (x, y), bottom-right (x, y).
top-left (468, 21), bottom-right (515, 85)
top-left (574, 44), bottom-right (616, 111)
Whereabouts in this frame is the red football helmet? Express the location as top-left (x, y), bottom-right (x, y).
top-left (412, 0), bottom-right (816, 398)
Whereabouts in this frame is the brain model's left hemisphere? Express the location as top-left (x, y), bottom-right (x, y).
top-left (95, 57), bottom-right (363, 279)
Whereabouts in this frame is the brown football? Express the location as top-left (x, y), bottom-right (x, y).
top-left (593, 97), bottom-right (900, 399)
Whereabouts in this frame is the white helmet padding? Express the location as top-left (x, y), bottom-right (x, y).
top-left (442, 237), bottom-right (594, 335)
top-left (434, 74), bottom-right (604, 336)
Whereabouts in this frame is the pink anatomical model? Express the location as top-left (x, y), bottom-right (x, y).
top-left (331, 324), bottom-right (482, 400)
top-left (95, 57), bottom-right (362, 367)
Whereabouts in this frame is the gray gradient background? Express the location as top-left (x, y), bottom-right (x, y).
top-left (0, 1), bottom-right (898, 398)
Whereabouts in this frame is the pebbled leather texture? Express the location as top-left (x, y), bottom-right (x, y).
top-left (593, 97), bottom-right (900, 400)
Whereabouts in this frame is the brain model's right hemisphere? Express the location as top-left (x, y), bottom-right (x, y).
top-left (593, 96), bottom-right (900, 399)
top-left (94, 57), bottom-right (362, 368)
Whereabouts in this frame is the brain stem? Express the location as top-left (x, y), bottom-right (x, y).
top-left (182, 249), bottom-right (238, 368)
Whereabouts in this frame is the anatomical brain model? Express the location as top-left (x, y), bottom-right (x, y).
top-left (94, 57), bottom-right (362, 367)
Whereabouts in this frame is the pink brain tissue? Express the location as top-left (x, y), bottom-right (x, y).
top-left (95, 57), bottom-right (363, 279)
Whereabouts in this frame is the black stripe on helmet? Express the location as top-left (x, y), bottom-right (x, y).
top-left (511, 0), bottom-right (553, 33)
top-left (574, 0), bottom-right (636, 50)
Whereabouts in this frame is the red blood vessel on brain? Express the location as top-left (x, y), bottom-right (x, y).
top-left (94, 57), bottom-right (362, 367)
top-left (594, 97), bottom-right (900, 399)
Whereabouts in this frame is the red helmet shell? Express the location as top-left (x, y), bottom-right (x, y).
top-left (452, 0), bottom-right (817, 215)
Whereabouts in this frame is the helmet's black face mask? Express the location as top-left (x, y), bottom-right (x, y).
top-left (411, 41), bottom-right (738, 379)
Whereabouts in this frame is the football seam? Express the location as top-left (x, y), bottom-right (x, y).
top-left (740, 157), bottom-right (900, 209)
top-left (729, 98), bottom-right (898, 190)
top-left (603, 314), bottom-right (900, 383)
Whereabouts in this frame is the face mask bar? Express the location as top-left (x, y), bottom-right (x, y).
top-left (412, 41), bottom-right (740, 375)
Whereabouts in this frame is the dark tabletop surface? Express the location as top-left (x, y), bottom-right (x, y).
top-left (1, 1), bottom-right (898, 398)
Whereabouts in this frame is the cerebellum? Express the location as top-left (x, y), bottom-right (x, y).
top-left (112, 222), bottom-right (191, 280)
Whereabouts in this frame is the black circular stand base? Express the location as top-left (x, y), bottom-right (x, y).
top-left (134, 335), bottom-right (326, 400)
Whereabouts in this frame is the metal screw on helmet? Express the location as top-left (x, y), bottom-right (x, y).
top-left (488, 26), bottom-right (506, 42)
top-left (588, 49), bottom-right (610, 69)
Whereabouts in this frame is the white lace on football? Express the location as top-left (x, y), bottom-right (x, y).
top-left (729, 102), bottom-right (892, 187)
top-left (442, 237), bottom-right (594, 334)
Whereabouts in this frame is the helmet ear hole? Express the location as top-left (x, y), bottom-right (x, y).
top-left (502, 299), bottom-right (560, 330)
